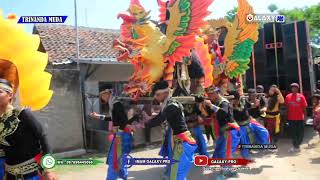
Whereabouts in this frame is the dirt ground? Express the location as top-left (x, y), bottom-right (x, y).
top-left (56, 126), bottom-right (320, 180)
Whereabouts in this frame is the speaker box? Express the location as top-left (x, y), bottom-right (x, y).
top-left (282, 21), bottom-right (311, 93)
top-left (247, 29), bottom-right (266, 89)
top-left (247, 21), bottom-right (312, 95)
top-left (263, 22), bottom-right (286, 89)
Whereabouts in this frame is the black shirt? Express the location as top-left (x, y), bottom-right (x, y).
top-left (111, 101), bottom-right (138, 130)
top-left (146, 100), bottom-right (189, 135)
top-left (111, 102), bottom-right (128, 130)
top-left (233, 101), bottom-right (251, 125)
top-left (0, 109), bottom-right (52, 180)
top-left (247, 96), bottom-right (266, 118)
top-left (184, 104), bottom-right (200, 124)
top-left (215, 101), bottom-right (235, 128)
top-left (1, 109), bottom-right (51, 164)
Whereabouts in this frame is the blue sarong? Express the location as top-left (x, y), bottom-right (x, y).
top-left (159, 128), bottom-right (173, 177)
top-left (26, 176), bottom-right (40, 180)
top-left (190, 126), bottom-right (208, 156)
top-left (106, 131), bottom-right (133, 180)
top-left (159, 128), bottom-right (173, 158)
top-left (249, 120), bottom-right (270, 145)
top-left (0, 158), bottom-right (4, 180)
top-left (213, 129), bottom-right (241, 158)
top-left (169, 141), bottom-right (197, 180)
top-left (239, 120), bottom-right (270, 158)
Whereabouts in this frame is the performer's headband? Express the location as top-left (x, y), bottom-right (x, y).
top-left (0, 83), bottom-right (13, 93)
top-left (205, 86), bottom-right (220, 94)
top-left (154, 88), bottom-right (169, 95)
top-left (99, 89), bottom-right (112, 95)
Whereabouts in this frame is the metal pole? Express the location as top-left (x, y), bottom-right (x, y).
top-left (294, 21), bottom-right (303, 93)
top-left (305, 22), bottom-right (315, 95)
top-left (238, 74), bottom-right (244, 95)
top-left (252, 46), bottom-right (257, 89)
top-left (74, 0), bottom-right (87, 150)
top-left (273, 23), bottom-right (280, 87)
top-left (74, 0), bottom-right (80, 70)
top-left (85, 8), bottom-right (88, 26)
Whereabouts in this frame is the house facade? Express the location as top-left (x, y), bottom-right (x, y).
top-left (33, 25), bottom-right (163, 155)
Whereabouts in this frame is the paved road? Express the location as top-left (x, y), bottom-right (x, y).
top-left (57, 127), bottom-right (320, 180)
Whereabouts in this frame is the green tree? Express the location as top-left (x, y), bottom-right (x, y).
top-left (278, 3), bottom-right (320, 39)
top-left (225, 7), bottom-right (264, 28)
top-left (268, 4), bottom-right (278, 13)
top-left (225, 7), bottom-right (238, 22)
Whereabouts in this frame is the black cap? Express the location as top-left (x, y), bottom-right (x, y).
top-left (99, 83), bottom-right (113, 94)
top-left (256, 85), bottom-right (264, 91)
top-left (152, 80), bottom-right (169, 96)
top-left (270, 84), bottom-right (278, 88)
top-left (248, 88), bottom-right (256, 94)
top-left (229, 91), bottom-right (240, 100)
top-left (290, 83), bottom-right (299, 88)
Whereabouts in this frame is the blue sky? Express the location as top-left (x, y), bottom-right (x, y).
top-left (0, 0), bottom-right (319, 33)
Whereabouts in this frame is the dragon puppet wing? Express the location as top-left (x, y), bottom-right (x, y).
top-left (194, 36), bottom-right (213, 88)
top-left (223, 0), bottom-right (259, 78)
top-left (0, 11), bottom-right (53, 111)
top-left (159, 0), bottom-right (214, 65)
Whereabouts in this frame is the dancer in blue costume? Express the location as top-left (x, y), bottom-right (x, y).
top-left (146, 81), bottom-right (197, 180)
top-left (229, 91), bottom-right (270, 159)
top-left (91, 84), bottom-right (138, 180)
top-left (202, 86), bottom-right (241, 179)
top-left (185, 103), bottom-right (209, 156)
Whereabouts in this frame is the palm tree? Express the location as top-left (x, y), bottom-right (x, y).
top-left (268, 4), bottom-right (278, 13)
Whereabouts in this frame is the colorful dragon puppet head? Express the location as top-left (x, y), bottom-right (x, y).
top-left (113, 0), bottom-right (213, 100)
top-left (0, 10), bottom-right (53, 110)
top-left (198, 0), bottom-right (259, 91)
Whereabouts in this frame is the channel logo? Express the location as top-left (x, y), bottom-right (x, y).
top-left (17, 16), bottom-right (67, 24)
top-left (246, 14), bottom-right (254, 22)
top-left (194, 155), bottom-right (208, 166)
top-left (246, 14), bottom-right (285, 23)
top-left (41, 154), bottom-right (56, 169)
top-left (276, 15), bottom-right (285, 23)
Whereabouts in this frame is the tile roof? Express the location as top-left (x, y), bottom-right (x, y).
top-left (33, 24), bottom-right (120, 64)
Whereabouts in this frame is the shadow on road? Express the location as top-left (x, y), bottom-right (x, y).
top-left (310, 157), bottom-right (320, 164)
top-left (275, 126), bottom-right (318, 158)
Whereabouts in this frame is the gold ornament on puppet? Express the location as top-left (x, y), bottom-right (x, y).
top-left (128, 0), bottom-right (150, 22)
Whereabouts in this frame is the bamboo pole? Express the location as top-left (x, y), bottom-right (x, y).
top-left (252, 46), bottom-right (257, 89)
top-left (294, 21), bottom-right (303, 93)
top-left (273, 23), bottom-right (280, 87)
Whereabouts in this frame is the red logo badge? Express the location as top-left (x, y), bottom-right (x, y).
top-left (194, 155), bottom-right (208, 166)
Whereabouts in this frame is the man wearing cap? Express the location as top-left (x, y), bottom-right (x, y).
top-left (202, 86), bottom-right (240, 178)
top-left (247, 88), bottom-right (267, 124)
top-left (146, 80), bottom-right (197, 180)
top-left (285, 83), bottom-right (308, 153)
top-left (90, 84), bottom-right (136, 180)
top-left (256, 85), bottom-right (265, 94)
